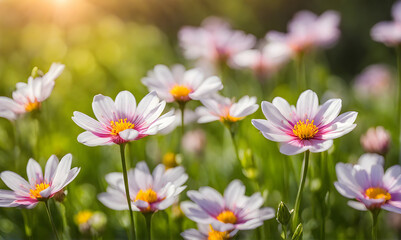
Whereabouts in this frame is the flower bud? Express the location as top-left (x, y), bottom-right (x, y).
top-left (239, 148), bottom-right (259, 180)
top-left (292, 223), bottom-right (303, 240)
top-left (361, 126), bottom-right (391, 155)
top-left (276, 201), bottom-right (291, 226)
top-left (53, 189), bottom-right (66, 203)
top-left (31, 66), bottom-right (44, 78)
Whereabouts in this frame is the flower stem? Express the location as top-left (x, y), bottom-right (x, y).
top-left (144, 213), bottom-right (153, 240)
top-left (120, 144), bottom-right (135, 240)
top-left (44, 201), bottom-right (60, 240)
top-left (291, 150), bottom-right (310, 232)
top-left (228, 126), bottom-right (241, 164)
top-left (370, 209), bottom-right (380, 240)
top-left (296, 52), bottom-right (306, 92)
top-left (396, 45), bottom-right (401, 164)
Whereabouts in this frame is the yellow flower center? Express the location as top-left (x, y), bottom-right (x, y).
top-left (365, 187), bottom-right (391, 201)
top-left (110, 118), bottom-right (134, 136)
top-left (220, 114), bottom-right (243, 123)
top-left (135, 189), bottom-right (158, 204)
top-left (208, 225), bottom-right (230, 240)
top-left (75, 210), bottom-right (93, 225)
top-left (29, 182), bottom-right (50, 199)
top-left (292, 119), bottom-right (318, 140)
top-left (216, 210), bottom-right (237, 224)
top-left (25, 99), bottom-right (41, 112)
top-left (170, 85), bottom-right (192, 101)
top-left (162, 152), bottom-right (178, 169)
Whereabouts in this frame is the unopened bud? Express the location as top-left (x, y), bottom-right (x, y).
top-left (292, 223), bottom-right (303, 240)
top-left (54, 189), bottom-right (66, 202)
top-left (276, 201), bottom-right (291, 225)
top-left (31, 67), bottom-right (43, 78)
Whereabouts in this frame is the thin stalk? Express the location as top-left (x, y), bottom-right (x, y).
top-left (144, 213), bottom-right (153, 240)
top-left (282, 225), bottom-right (287, 240)
top-left (44, 201), bottom-right (60, 240)
top-left (21, 209), bottom-right (32, 240)
top-left (228, 126), bottom-right (241, 164)
top-left (178, 102), bottom-right (186, 140)
top-left (296, 52), bottom-right (306, 92)
top-left (370, 209), bottom-right (380, 240)
top-left (396, 45), bottom-right (401, 164)
top-left (291, 150), bottom-right (310, 231)
top-left (120, 144), bottom-right (135, 240)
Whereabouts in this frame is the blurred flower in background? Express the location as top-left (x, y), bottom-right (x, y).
top-left (74, 210), bottom-right (107, 236)
top-left (361, 126), bottom-right (391, 156)
top-left (181, 223), bottom-right (236, 240)
top-left (182, 129), bottom-right (207, 155)
top-left (353, 64), bottom-right (393, 99)
top-left (371, 1), bottom-right (401, 46)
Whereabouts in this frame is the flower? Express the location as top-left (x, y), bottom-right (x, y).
top-left (178, 17), bottom-right (256, 66)
top-left (371, 1), bottom-right (401, 46)
top-left (0, 63), bottom-right (65, 121)
top-left (334, 153), bottom-right (401, 213)
top-left (141, 64), bottom-right (223, 103)
top-left (181, 224), bottom-right (237, 240)
top-left (0, 154), bottom-right (80, 209)
top-left (182, 129), bottom-right (207, 155)
top-left (196, 95), bottom-right (259, 124)
top-left (98, 161), bottom-right (188, 213)
top-left (266, 10), bottom-right (340, 54)
top-left (252, 90), bottom-right (357, 155)
top-left (180, 180), bottom-right (275, 232)
top-left (361, 126), bottom-right (391, 156)
top-left (231, 41), bottom-right (291, 78)
top-left (72, 91), bottom-right (175, 146)
top-left (74, 210), bottom-right (107, 235)
top-left (353, 64), bottom-right (393, 98)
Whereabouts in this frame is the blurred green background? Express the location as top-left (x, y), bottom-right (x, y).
top-left (0, 0), bottom-right (400, 239)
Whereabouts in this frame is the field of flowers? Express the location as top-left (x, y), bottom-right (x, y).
top-left (1, 0), bottom-right (401, 239)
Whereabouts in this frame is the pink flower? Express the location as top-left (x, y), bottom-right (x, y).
top-left (335, 154), bottom-right (401, 213)
top-left (179, 17), bottom-right (256, 66)
top-left (231, 41), bottom-right (292, 78)
top-left (252, 90), bottom-right (357, 155)
top-left (141, 64), bottom-right (223, 103)
top-left (181, 224), bottom-right (238, 240)
top-left (361, 126), bottom-right (391, 156)
top-left (0, 63), bottom-right (65, 121)
top-left (353, 64), bottom-right (393, 98)
top-left (371, 1), bottom-right (401, 46)
top-left (266, 10), bottom-right (340, 54)
top-left (0, 154), bottom-right (80, 208)
top-left (72, 91), bottom-right (175, 146)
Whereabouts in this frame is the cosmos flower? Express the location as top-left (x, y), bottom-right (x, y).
top-left (371, 1), bottom-right (401, 46)
top-left (141, 64), bottom-right (223, 104)
top-left (231, 41), bottom-right (292, 78)
top-left (196, 95), bottom-right (259, 124)
top-left (0, 154), bottom-right (80, 209)
top-left (361, 126), bottom-right (391, 156)
top-left (98, 161), bottom-right (188, 213)
top-left (180, 180), bottom-right (275, 232)
top-left (178, 17), bottom-right (256, 66)
top-left (252, 90), bottom-right (357, 155)
top-left (72, 91), bottom-right (175, 146)
top-left (334, 153), bottom-right (401, 213)
top-left (0, 63), bottom-right (65, 121)
top-left (353, 64), bottom-right (393, 98)
top-left (181, 224), bottom-right (237, 240)
top-left (266, 10), bottom-right (340, 54)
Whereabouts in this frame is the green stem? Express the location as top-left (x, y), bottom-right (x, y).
top-left (21, 209), bottom-right (32, 239)
top-left (179, 102), bottom-right (186, 140)
top-left (291, 150), bottom-right (310, 231)
top-left (228, 126), bottom-right (241, 164)
top-left (396, 45), bottom-right (401, 165)
top-left (144, 213), bottom-right (153, 240)
top-left (370, 209), bottom-right (380, 240)
top-left (120, 144), bottom-right (135, 240)
top-left (44, 201), bottom-right (60, 240)
top-left (282, 225), bottom-right (287, 240)
top-left (296, 52), bottom-right (306, 92)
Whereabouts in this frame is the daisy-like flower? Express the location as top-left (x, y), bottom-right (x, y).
top-left (72, 91), bottom-right (175, 146)
top-left (266, 10), bottom-right (340, 54)
top-left (353, 64), bottom-right (393, 98)
top-left (371, 1), bottom-right (401, 46)
top-left (252, 89), bottom-right (357, 155)
top-left (0, 154), bottom-right (80, 208)
top-left (196, 95), bottom-right (259, 124)
top-left (361, 126), bottom-right (391, 156)
top-left (98, 161), bottom-right (188, 213)
top-left (179, 17), bottom-right (256, 65)
top-left (231, 41), bottom-right (292, 78)
top-left (0, 63), bottom-right (65, 121)
top-left (334, 153), bottom-right (401, 213)
top-left (181, 223), bottom-right (238, 240)
top-left (180, 180), bottom-right (275, 232)
top-left (141, 64), bottom-right (223, 104)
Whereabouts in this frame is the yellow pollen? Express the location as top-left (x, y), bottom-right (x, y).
top-left (75, 210), bottom-right (93, 225)
top-left (110, 118), bottom-right (134, 136)
top-left (29, 182), bottom-right (50, 199)
top-left (208, 225), bottom-right (230, 240)
top-left (170, 85), bottom-right (192, 101)
top-left (135, 189), bottom-right (158, 204)
top-left (216, 210), bottom-right (237, 224)
top-left (365, 187), bottom-right (391, 201)
top-left (292, 119), bottom-right (318, 140)
top-left (25, 99), bottom-right (41, 112)
top-left (220, 114), bottom-right (243, 123)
